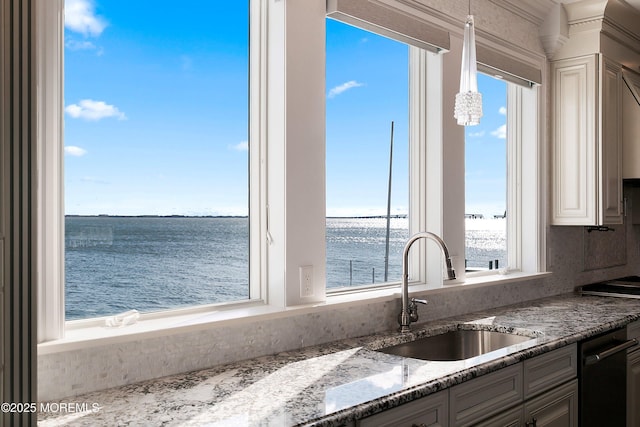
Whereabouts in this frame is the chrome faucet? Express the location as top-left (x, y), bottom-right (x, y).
top-left (399, 232), bottom-right (456, 333)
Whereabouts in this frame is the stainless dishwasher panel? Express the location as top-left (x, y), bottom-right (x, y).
top-left (579, 328), bottom-right (638, 427)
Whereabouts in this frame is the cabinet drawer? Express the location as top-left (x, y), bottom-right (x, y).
top-left (627, 320), bottom-right (640, 342)
top-left (357, 390), bottom-right (448, 427)
top-left (523, 344), bottom-right (577, 399)
top-left (473, 405), bottom-right (523, 427)
top-left (449, 364), bottom-right (523, 427)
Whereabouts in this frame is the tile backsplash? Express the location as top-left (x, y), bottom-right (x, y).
top-left (584, 224), bottom-right (627, 270)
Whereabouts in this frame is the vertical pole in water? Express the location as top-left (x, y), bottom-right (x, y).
top-left (384, 121), bottom-right (394, 282)
top-left (350, 260), bottom-right (353, 286)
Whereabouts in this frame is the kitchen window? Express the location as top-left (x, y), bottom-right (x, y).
top-left (464, 73), bottom-right (508, 273)
top-left (62, 0), bottom-right (251, 321)
top-left (38, 0), bottom-right (262, 340)
top-left (325, 19), bottom-right (409, 289)
top-left (37, 0), bottom-right (545, 344)
top-left (324, 20), bottom-right (544, 289)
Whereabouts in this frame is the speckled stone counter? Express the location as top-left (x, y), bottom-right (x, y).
top-left (37, 293), bottom-right (640, 427)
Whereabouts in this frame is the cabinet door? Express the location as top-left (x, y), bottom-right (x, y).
top-left (357, 390), bottom-right (448, 427)
top-left (601, 57), bottom-right (623, 224)
top-left (523, 379), bottom-right (578, 427)
top-left (550, 54), bottom-right (623, 225)
top-left (551, 55), bottom-right (598, 225)
top-left (622, 70), bottom-right (640, 179)
top-left (628, 349), bottom-right (640, 427)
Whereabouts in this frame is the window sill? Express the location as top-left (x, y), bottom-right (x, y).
top-left (38, 271), bottom-right (551, 355)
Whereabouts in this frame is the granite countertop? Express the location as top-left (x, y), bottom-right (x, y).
top-left (37, 293), bottom-right (640, 427)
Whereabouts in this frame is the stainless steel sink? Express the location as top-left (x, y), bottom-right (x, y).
top-left (378, 329), bottom-right (534, 361)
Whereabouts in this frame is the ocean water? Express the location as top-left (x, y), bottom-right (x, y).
top-left (65, 216), bottom-right (506, 320)
top-left (65, 217), bottom-right (249, 320)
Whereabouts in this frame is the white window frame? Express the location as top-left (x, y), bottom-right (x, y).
top-left (36, 0), bottom-right (546, 345)
top-left (458, 80), bottom-right (541, 279)
top-left (327, 34), bottom-right (545, 292)
top-left (404, 34), bottom-right (545, 289)
top-left (37, 0), bottom-right (268, 341)
top-left (37, 0), bottom-right (65, 342)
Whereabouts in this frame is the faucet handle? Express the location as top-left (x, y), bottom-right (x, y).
top-left (408, 298), bottom-right (428, 323)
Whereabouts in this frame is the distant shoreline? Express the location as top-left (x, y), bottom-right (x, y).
top-left (65, 214), bottom-right (249, 219)
top-left (65, 214), bottom-right (505, 219)
top-left (65, 214), bottom-right (409, 219)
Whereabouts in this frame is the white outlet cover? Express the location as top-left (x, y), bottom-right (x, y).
top-left (299, 265), bottom-right (314, 298)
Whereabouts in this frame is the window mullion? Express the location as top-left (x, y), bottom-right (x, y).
top-left (412, 46), bottom-right (467, 288)
top-left (37, 0), bottom-right (65, 342)
top-left (507, 84), bottom-right (522, 271)
top-left (249, 0), bottom-right (267, 302)
top-left (409, 46), bottom-right (442, 286)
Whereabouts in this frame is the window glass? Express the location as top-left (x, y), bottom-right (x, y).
top-left (64, 0), bottom-right (249, 319)
top-left (464, 74), bottom-right (507, 272)
top-left (325, 19), bottom-right (409, 289)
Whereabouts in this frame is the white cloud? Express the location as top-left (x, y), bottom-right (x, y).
top-left (491, 124), bottom-right (507, 139)
top-left (328, 80), bottom-right (364, 99)
top-left (499, 106), bottom-right (507, 115)
top-left (65, 99), bottom-right (127, 121)
top-left (468, 130), bottom-right (485, 138)
top-left (65, 39), bottom-right (96, 51)
top-left (65, 146), bottom-right (88, 157)
top-left (229, 141), bottom-right (248, 152)
top-left (65, 39), bottom-right (104, 56)
top-left (64, 0), bottom-right (107, 37)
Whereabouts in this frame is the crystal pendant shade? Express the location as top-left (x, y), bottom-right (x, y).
top-left (454, 14), bottom-right (482, 126)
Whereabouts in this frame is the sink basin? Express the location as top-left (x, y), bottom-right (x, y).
top-left (378, 329), bottom-right (534, 361)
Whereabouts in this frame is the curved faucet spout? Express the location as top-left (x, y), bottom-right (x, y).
top-left (399, 232), bottom-right (456, 333)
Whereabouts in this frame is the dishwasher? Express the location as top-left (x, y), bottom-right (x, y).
top-left (579, 327), bottom-right (638, 426)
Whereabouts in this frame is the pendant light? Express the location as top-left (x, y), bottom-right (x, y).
top-left (454, 0), bottom-right (482, 126)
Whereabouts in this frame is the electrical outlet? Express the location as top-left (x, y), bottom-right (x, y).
top-left (299, 265), bottom-right (314, 298)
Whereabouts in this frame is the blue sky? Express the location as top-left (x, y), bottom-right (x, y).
top-left (465, 75), bottom-right (507, 217)
top-left (326, 19), bottom-right (409, 217)
top-left (64, 0), bottom-right (506, 218)
top-left (326, 20), bottom-right (507, 218)
top-left (64, 0), bottom-right (249, 216)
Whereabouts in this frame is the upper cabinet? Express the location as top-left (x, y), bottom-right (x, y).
top-left (622, 71), bottom-right (640, 179)
top-left (551, 54), bottom-right (623, 225)
top-left (546, 0), bottom-right (640, 226)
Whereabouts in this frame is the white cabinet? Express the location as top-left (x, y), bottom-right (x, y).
top-left (523, 379), bottom-right (578, 427)
top-left (476, 380), bottom-right (578, 427)
top-left (451, 345), bottom-right (577, 427)
top-left (523, 346), bottom-right (578, 427)
top-left (357, 389), bottom-right (448, 427)
top-left (357, 345), bottom-right (578, 427)
top-left (551, 54), bottom-right (623, 225)
top-left (449, 364), bottom-right (522, 427)
top-left (473, 405), bottom-right (523, 426)
top-left (523, 344), bottom-right (577, 400)
top-left (622, 70), bottom-right (640, 179)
